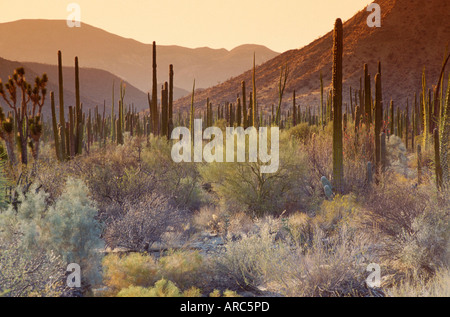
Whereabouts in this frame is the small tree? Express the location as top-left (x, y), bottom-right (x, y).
top-left (0, 67), bottom-right (48, 172)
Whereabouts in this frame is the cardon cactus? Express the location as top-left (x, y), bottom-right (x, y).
top-left (332, 18), bottom-right (344, 193)
top-left (374, 72), bottom-right (382, 169)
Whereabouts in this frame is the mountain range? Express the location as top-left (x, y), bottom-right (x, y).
top-left (1, 0), bottom-right (449, 119)
top-left (0, 19), bottom-right (279, 94)
top-left (174, 0), bottom-right (450, 114)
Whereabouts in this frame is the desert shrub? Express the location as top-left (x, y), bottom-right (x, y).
top-left (209, 289), bottom-right (241, 297)
top-left (0, 178), bottom-right (104, 288)
top-left (36, 135), bottom-right (202, 212)
top-left (102, 250), bottom-right (209, 296)
top-left (158, 250), bottom-right (207, 290)
top-left (0, 234), bottom-right (66, 297)
top-left (215, 206), bottom-right (376, 296)
top-left (199, 130), bottom-right (310, 217)
top-left (215, 217), bottom-right (288, 291)
top-left (288, 122), bottom-right (318, 143)
top-left (386, 268), bottom-right (450, 297)
top-left (363, 181), bottom-right (449, 278)
top-left (314, 194), bottom-right (359, 235)
top-left (102, 194), bottom-right (192, 252)
top-left (278, 224), bottom-right (375, 297)
top-left (141, 135), bottom-right (203, 210)
top-left (102, 253), bottom-right (158, 293)
top-left (192, 205), bottom-right (228, 234)
top-left (77, 141), bottom-right (158, 208)
top-left (282, 212), bottom-right (314, 249)
top-left (43, 178), bottom-right (104, 285)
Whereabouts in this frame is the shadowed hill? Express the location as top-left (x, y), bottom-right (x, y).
top-left (0, 57), bottom-right (151, 118)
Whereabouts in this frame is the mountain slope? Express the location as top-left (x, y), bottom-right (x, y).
top-left (0, 57), bottom-right (150, 118)
top-left (174, 0), bottom-right (450, 113)
top-left (0, 20), bottom-right (279, 92)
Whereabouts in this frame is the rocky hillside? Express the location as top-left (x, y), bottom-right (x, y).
top-left (174, 0), bottom-right (450, 114)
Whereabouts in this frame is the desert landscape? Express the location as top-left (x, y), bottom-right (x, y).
top-left (0, 0), bottom-right (448, 300)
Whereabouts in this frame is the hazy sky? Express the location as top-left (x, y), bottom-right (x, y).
top-left (1, 0), bottom-right (373, 52)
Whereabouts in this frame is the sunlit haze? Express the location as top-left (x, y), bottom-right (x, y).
top-left (1, 0), bottom-right (374, 52)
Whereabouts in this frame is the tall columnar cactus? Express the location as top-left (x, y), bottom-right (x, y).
top-left (374, 72), bottom-right (383, 169)
top-left (241, 81), bottom-right (247, 128)
top-left (189, 80), bottom-right (195, 141)
top-left (68, 106), bottom-right (75, 158)
top-left (161, 82), bottom-right (169, 137)
top-left (111, 81), bottom-right (116, 141)
top-left (252, 53), bottom-right (257, 128)
top-left (74, 57), bottom-right (83, 155)
top-left (236, 96), bottom-right (242, 126)
top-left (332, 18), bottom-right (344, 193)
top-left (151, 41), bottom-right (158, 135)
top-left (168, 64), bottom-right (174, 137)
top-left (389, 100), bottom-right (394, 135)
top-left (364, 64), bottom-right (372, 126)
top-left (320, 72), bottom-right (324, 128)
top-left (422, 68), bottom-right (429, 149)
top-left (58, 50), bottom-right (67, 160)
top-left (276, 63), bottom-right (288, 126)
top-left (50, 92), bottom-right (61, 160)
top-left (292, 90), bottom-right (297, 127)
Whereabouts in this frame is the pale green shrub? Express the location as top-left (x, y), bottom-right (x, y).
top-left (0, 178), bottom-right (104, 288)
top-left (199, 131), bottom-right (309, 216)
top-left (43, 177), bottom-right (104, 285)
top-left (158, 250), bottom-right (207, 290)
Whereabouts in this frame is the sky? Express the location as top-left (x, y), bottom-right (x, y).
top-left (0, 0), bottom-right (374, 52)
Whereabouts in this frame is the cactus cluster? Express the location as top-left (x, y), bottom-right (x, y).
top-left (1, 23), bottom-right (447, 193)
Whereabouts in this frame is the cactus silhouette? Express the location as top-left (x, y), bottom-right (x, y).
top-left (332, 18), bottom-right (344, 193)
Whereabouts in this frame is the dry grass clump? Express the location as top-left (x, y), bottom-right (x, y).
top-left (213, 206), bottom-right (377, 297)
top-left (362, 179), bottom-right (449, 280)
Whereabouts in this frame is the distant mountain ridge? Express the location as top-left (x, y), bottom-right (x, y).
top-left (0, 19), bottom-right (279, 93)
top-left (174, 0), bottom-right (450, 113)
top-left (0, 57), bottom-right (150, 118)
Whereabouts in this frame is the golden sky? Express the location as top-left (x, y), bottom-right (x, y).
top-left (1, 0), bottom-right (373, 52)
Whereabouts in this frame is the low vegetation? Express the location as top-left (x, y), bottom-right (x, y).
top-left (0, 21), bottom-right (448, 298)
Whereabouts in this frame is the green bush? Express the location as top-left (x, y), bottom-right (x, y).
top-left (0, 178), bottom-right (104, 288)
top-left (158, 250), bottom-right (206, 290)
top-left (102, 253), bottom-right (158, 294)
top-left (199, 130), bottom-right (309, 217)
